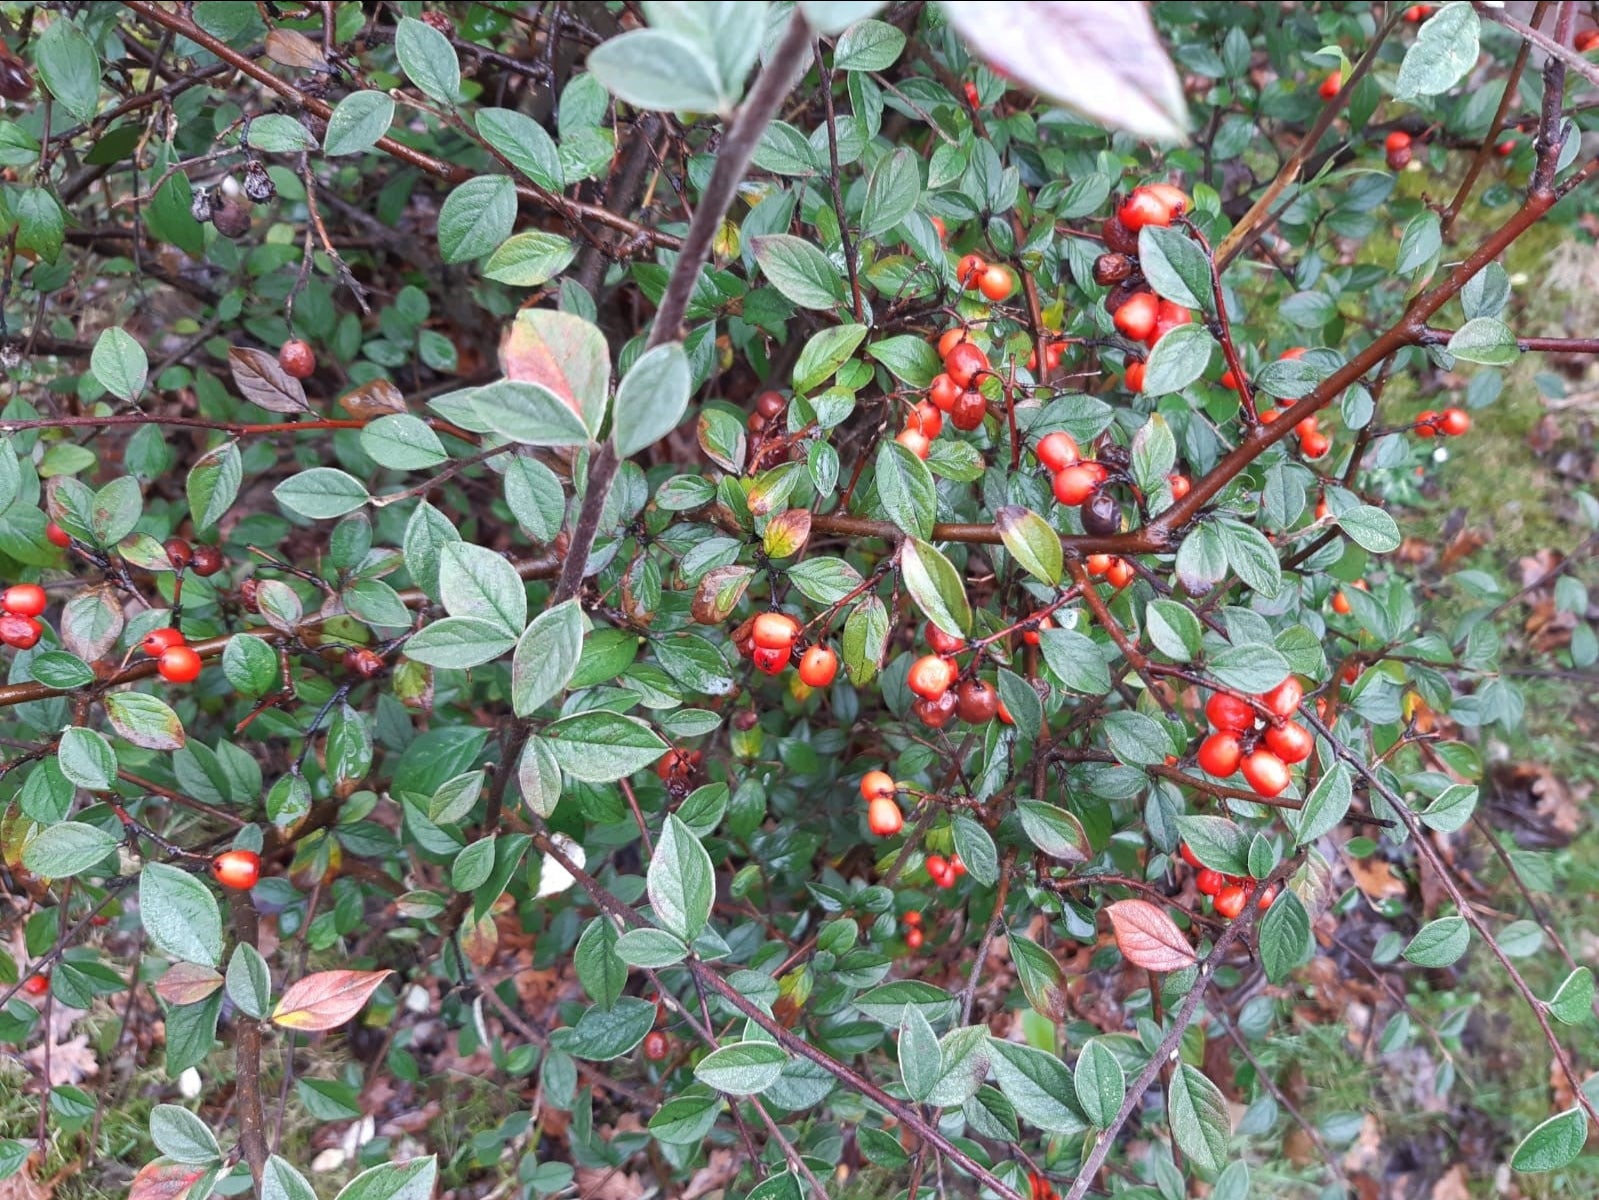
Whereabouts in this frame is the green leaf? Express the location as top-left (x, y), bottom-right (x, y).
top-left (898, 1005), bottom-right (941, 1102)
top-left (1142, 323), bottom-right (1214, 395)
top-left (395, 16), bottom-right (460, 103)
top-left (439, 541), bottom-right (527, 635)
top-left (35, 19), bottom-right (100, 123)
top-left (1146, 599), bottom-right (1202, 662)
top-left (1337, 505), bottom-right (1402, 553)
top-left (648, 815), bottom-right (715, 942)
top-left (1396, 210), bottom-right (1441, 276)
top-left (475, 108), bottom-right (563, 191)
top-left (471, 380), bottom-right (591, 447)
top-left (361, 414), bottom-right (447, 471)
top-left (483, 232), bottom-right (577, 287)
top-left (613, 342), bottom-right (691, 458)
top-left (867, 336), bottom-right (941, 388)
top-left (1174, 815), bottom-right (1251, 875)
top-left (1510, 1107), bottom-right (1588, 1173)
top-left (1209, 642), bottom-right (1290, 694)
top-left (1100, 710), bottom-right (1171, 766)
top-left (950, 815), bottom-right (999, 887)
top-left (274, 468), bottom-right (369, 520)
top-left (994, 507), bottom-right (1062, 586)
top-left (574, 918), bottom-right (627, 1009)
top-left (247, 113), bottom-right (316, 152)
top-left (1447, 317), bottom-right (1518, 366)
top-left (90, 328), bottom-right (147, 402)
top-left (648, 1089), bottom-right (723, 1144)
top-left (614, 927), bottom-right (688, 968)
top-left (834, 19), bottom-right (906, 70)
top-left (1010, 935), bottom-right (1067, 1020)
top-left (861, 147), bottom-right (920, 238)
top-left (1403, 916), bottom-right (1470, 967)
top-left (140, 862), bottom-right (224, 968)
top-left (1419, 783), bottom-right (1477, 833)
top-left (901, 537), bottom-right (971, 637)
top-left (1397, 2), bottom-right (1479, 98)
top-left (753, 235), bottom-right (845, 311)
top-left (323, 90), bottom-right (395, 156)
top-left (402, 616), bottom-right (516, 669)
top-left (188, 443), bottom-right (243, 532)
top-left (333, 1156), bottom-right (437, 1200)
top-left (1038, 628), bottom-right (1111, 694)
top-left (587, 30), bottom-right (726, 114)
top-left (1168, 1064), bottom-right (1231, 1171)
top-left (543, 711), bottom-right (667, 782)
top-left (22, 821), bottom-right (117, 879)
top-left (800, 2), bottom-right (888, 36)
top-left (1074, 1038), bottom-right (1125, 1129)
top-left (1258, 890), bottom-right (1312, 984)
top-left (1137, 225), bottom-right (1210, 310)
top-left (1546, 967), bottom-right (1594, 1027)
top-left (987, 1039), bottom-right (1089, 1135)
top-left (104, 692), bottom-right (187, 751)
top-left (149, 1104), bottom-right (222, 1165)
top-left (874, 442), bottom-right (936, 539)
top-left (793, 323), bottom-right (868, 392)
top-left (1217, 519), bottom-right (1282, 596)
top-left (511, 599), bottom-right (584, 716)
top-left (58, 726), bottom-right (116, 790)
top-left (224, 634), bottom-right (281, 696)
top-left (14, 188), bottom-right (65, 263)
top-left (694, 1041), bottom-right (787, 1096)
top-left (438, 176), bottom-right (517, 263)
top-left (1016, 800), bottom-right (1090, 863)
top-left (263, 1158), bottom-right (318, 1200)
top-left (226, 943), bottom-right (272, 1021)
top-left (1130, 412), bottom-right (1177, 494)
top-left (1293, 763), bottom-right (1351, 844)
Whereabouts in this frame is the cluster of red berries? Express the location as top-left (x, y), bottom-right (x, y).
top-left (1385, 129), bottom-right (1414, 172)
top-left (901, 909), bottom-right (923, 950)
top-left (1414, 407), bottom-right (1471, 438)
top-left (1195, 677), bottom-right (1311, 799)
top-left (1178, 844), bottom-right (1277, 919)
top-left (860, 771), bottom-right (904, 837)
top-left (898, 329), bottom-right (993, 458)
top-left (906, 620), bottom-right (1005, 729)
top-left (925, 852), bottom-right (967, 889)
top-left (141, 623), bottom-right (202, 683)
top-left (1095, 183), bottom-right (1192, 390)
top-left (0, 583), bottom-right (46, 649)
top-left (211, 848), bottom-right (261, 890)
top-left (955, 252), bottom-right (1014, 303)
top-left (735, 611), bottom-right (839, 687)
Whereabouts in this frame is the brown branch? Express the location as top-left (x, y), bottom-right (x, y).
top-left (230, 893), bottom-right (269, 1186)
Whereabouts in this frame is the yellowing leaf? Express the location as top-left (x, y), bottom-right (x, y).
top-left (270, 969), bottom-right (393, 1031)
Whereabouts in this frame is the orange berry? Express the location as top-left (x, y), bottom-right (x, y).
top-left (906, 654), bottom-right (957, 700)
top-left (751, 612), bottom-right (799, 651)
top-left (211, 849), bottom-right (261, 890)
top-left (797, 645), bottom-right (838, 688)
top-left (867, 795), bottom-right (904, 836)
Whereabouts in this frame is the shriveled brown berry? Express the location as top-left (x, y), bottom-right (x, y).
top-left (733, 709), bottom-right (759, 732)
top-left (210, 196), bottom-right (251, 238)
top-left (1081, 488), bottom-right (1123, 537)
top-left (1092, 253), bottom-right (1134, 286)
top-left (344, 648), bottom-right (385, 678)
top-left (242, 160), bottom-right (275, 204)
top-left (955, 678), bottom-right (999, 723)
top-left (238, 578), bottom-right (260, 611)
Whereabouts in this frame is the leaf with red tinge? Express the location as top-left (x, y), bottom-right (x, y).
top-left (264, 29), bottom-right (328, 71)
top-left (939, 2), bottom-right (1188, 143)
top-left (498, 308), bottom-right (610, 436)
top-left (271, 968), bottom-right (393, 1031)
top-left (153, 962), bottom-right (224, 1006)
top-left (229, 347), bottom-right (309, 414)
top-left (129, 1160), bottom-right (210, 1200)
top-left (1105, 899), bottom-right (1197, 972)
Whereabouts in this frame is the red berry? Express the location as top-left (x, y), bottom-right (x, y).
top-left (929, 373), bottom-right (961, 412)
top-left (752, 612), bottom-right (799, 651)
top-left (211, 849), bottom-right (261, 890)
top-left (1144, 299), bottom-right (1192, 348)
top-left (1106, 558), bottom-right (1135, 589)
top-left (278, 339), bottom-right (316, 379)
top-left (956, 254), bottom-right (987, 289)
top-left (908, 401), bottom-right (944, 439)
top-left (45, 522), bottom-right (70, 548)
top-left (164, 537), bottom-right (193, 569)
top-left (1318, 70), bottom-right (1341, 100)
top-left (902, 911), bottom-right (922, 927)
top-left (914, 691), bottom-right (958, 729)
top-left (955, 678), bottom-right (998, 723)
top-left (1264, 721), bottom-right (1314, 765)
top-left (905, 925), bottom-right (924, 950)
top-left (896, 427), bottom-right (932, 459)
top-left (644, 1030), bottom-right (669, 1061)
top-left (1118, 185), bottom-right (1186, 232)
top-left (937, 328), bottom-right (973, 360)
top-left (1205, 692), bottom-right (1256, 732)
top-left (655, 749), bottom-right (700, 785)
top-left (158, 645), bottom-right (203, 683)
top-left (797, 645), bottom-right (838, 688)
top-left (1300, 431), bottom-right (1331, 458)
top-left (1052, 462), bottom-right (1109, 506)
top-left (1579, 29), bottom-right (1599, 53)
top-left (189, 545), bottom-right (223, 577)
top-left (950, 388), bottom-right (987, 432)
top-left (1196, 732), bottom-right (1243, 778)
top-left (925, 620), bottom-right (963, 655)
top-left (1125, 361), bottom-right (1146, 392)
top-left (1113, 293), bottom-right (1158, 341)
top-left (1022, 615), bottom-right (1053, 646)
top-left (141, 627), bottom-right (186, 658)
top-left (1385, 130), bottom-right (1412, 153)
top-left (1168, 473), bottom-right (1191, 499)
top-left (944, 342), bottom-right (989, 389)
top-left (1257, 884), bottom-right (1279, 910)
top-left (867, 796), bottom-right (903, 837)
top-left (949, 854), bottom-right (967, 877)
top-left (23, 973), bottom-right (48, 996)
top-left (0, 614), bottom-right (42, 649)
top-left (907, 654), bottom-right (957, 700)
top-left (1262, 677), bottom-right (1303, 719)
top-left (1241, 749), bottom-right (1291, 798)
top-left (978, 264), bottom-right (1012, 301)
top-left (756, 390), bottom-right (786, 419)
top-left (1195, 868), bottom-right (1224, 897)
top-left (1179, 843), bottom-right (1202, 868)
top-left (1036, 432), bottom-right (1080, 472)
top-left (1214, 885), bottom-right (1247, 919)
top-left (861, 770), bottom-right (896, 802)
top-left (1439, 407), bottom-right (1470, 436)
top-left (751, 645), bottom-right (789, 674)
top-left (2, 583), bottom-right (46, 617)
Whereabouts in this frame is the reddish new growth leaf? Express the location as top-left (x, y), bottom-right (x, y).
top-left (152, 962), bottom-right (224, 1006)
top-left (271, 968), bottom-right (394, 1031)
top-left (1105, 900), bottom-right (1198, 972)
top-left (129, 1160), bottom-right (210, 1200)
